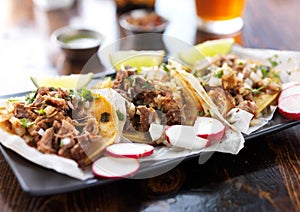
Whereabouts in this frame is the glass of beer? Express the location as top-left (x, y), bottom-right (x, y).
top-left (195, 0), bottom-right (247, 35)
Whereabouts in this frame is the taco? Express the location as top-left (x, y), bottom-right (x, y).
top-left (189, 54), bottom-right (282, 128)
top-left (0, 87), bottom-right (119, 169)
top-left (95, 61), bottom-right (212, 144)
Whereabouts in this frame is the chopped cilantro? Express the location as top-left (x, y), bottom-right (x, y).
top-left (34, 108), bottom-right (45, 115)
top-left (270, 72), bottom-right (280, 79)
top-left (78, 87), bottom-right (93, 101)
top-left (258, 65), bottom-right (270, 78)
top-left (34, 102), bottom-right (46, 115)
top-left (66, 89), bottom-right (74, 101)
top-left (8, 98), bottom-right (22, 102)
top-left (247, 86), bottom-right (264, 94)
top-left (162, 63), bottom-right (170, 72)
top-left (116, 109), bottom-right (124, 121)
top-left (268, 55), bottom-right (280, 67)
top-left (214, 70), bottom-right (224, 78)
top-left (20, 118), bottom-right (34, 128)
top-left (25, 90), bottom-right (37, 105)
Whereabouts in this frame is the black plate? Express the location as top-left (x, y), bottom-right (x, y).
top-left (0, 111), bottom-right (299, 196)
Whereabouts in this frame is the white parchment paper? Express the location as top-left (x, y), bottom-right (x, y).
top-left (0, 46), bottom-right (300, 180)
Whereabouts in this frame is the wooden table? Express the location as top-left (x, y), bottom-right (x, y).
top-left (1, 0), bottom-right (300, 211)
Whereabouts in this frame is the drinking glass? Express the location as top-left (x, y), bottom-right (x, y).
top-left (195, 0), bottom-right (247, 35)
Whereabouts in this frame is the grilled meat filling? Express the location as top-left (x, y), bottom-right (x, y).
top-left (0, 87), bottom-right (109, 168)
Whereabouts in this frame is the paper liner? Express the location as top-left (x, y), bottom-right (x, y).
top-left (0, 88), bottom-right (126, 180)
top-left (0, 46), bottom-right (300, 180)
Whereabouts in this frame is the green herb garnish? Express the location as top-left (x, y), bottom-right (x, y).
top-left (199, 111), bottom-right (204, 116)
top-left (162, 63), bottom-right (170, 73)
top-left (34, 108), bottom-right (45, 115)
top-left (25, 90), bottom-right (37, 105)
top-left (65, 89), bottom-right (74, 101)
top-left (8, 98), bottom-right (22, 102)
top-left (116, 109), bottom-right (124, 121)
top-left (258, 65), bottom-right (270, 78)
top-left (214, 70), bottom-right (224, 78)
top-left (247, 86), bottom-right (265, 94)
top-left (268, 54), bottom-right (280, 67)
top-left (20, 118), bottom-right (34, 128)
top-left (78, 87), bottom-right (93, 101)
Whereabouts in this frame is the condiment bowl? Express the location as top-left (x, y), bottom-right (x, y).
top-left (119, 9), bottom-right (169, 35)
top-left (51, 27), bottom-right (104, 74)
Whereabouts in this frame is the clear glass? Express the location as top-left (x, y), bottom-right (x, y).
top-left (195, 0), bottom-right (246, 35)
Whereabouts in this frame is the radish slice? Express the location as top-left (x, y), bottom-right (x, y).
top-left (279, 85), bottom-right (300, 103)
top-left (165, 125), bottom-right (210, 150)
top-left (282, 82), bottom-right (299, 90)
top-left (92, 157), bottom-right (140, 179)
top-left (194, 117), bottom-right (225, 141)
top-left (278, 94), bottom-right (300, 120)
top-left (106, 143), bottom-right (154, 158)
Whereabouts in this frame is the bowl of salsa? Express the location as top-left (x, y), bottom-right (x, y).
top-left (119, 9), bottom-right (169, 34)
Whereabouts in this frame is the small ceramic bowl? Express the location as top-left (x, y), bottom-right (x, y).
top-left (119, 9), bottom-right (169, 34)
top-left (51, 27), bottom-right (104, 74)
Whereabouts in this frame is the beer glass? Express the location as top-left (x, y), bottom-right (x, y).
top-left (195, 0), bottom-right (247, 34)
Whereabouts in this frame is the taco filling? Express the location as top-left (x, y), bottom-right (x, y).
top-left (0, 87), bottom-right (118, 168)
top-left (96, 62), bottom-right (206, 144)
top-left (192, 54), bottom-right (282, 120)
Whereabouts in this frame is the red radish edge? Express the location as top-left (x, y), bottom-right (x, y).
top-left (278, 84), bottom-right (300, 103)
top-left (278, 94), bottom-right (300, 120)
top-left (195, 117), bottom-right (225, 141)
top-left (106, 143), bottom-right (154, 159)
top-left (165, 126), bottom-right (172, 144)
top-left (165, 124), bottom-right (210, 150)
top-left (92, 157), bottom-right (140, 179)
top-left (282, 82), bottom-right (300, 90)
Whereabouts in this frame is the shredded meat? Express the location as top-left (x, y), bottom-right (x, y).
top-left (132, 106), bottom-right (155, 132)
top-left (237, 100), bottom-right (258, 117)
top-left (37, 128), bottom-right (56, 154)
top-left (56, 119), bottom-right (77, 138)
top-left (4, 87), bottom-right (110, 169)
top-left (208, 87), bottom-right (235, 117)
top-left (131, 90), bottom-right (182, 130)
top-left (194, 54), bottom-right (281, 117)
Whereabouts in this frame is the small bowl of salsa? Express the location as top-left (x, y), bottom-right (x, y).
top-left (51, 27), bottom-right (104, 74)
top-left (119, 9), bottom-right (169, 34)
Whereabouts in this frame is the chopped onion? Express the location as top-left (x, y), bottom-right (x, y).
top-left (61, 138), bottom-right (71, 146)
top-left (249, 72), bottom-right (260, 83)
top-left (67, 101), bottom-right (75, 110)
top-left (84, 101), bottom-right (90, 109)
top-left (38, 128), bottom-right (45, 136)
top-left (149, 123), bottom-right (164, 141)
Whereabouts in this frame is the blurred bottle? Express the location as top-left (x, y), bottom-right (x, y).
top-left (115, 0), bottom-right (156, 14)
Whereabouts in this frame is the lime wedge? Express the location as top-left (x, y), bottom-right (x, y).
top-left (110, 50), bottom-right (165, 73)
top-left (179, 38), bottom-right (235, 66)
top-left (30, 73), bottom-right (94, 89)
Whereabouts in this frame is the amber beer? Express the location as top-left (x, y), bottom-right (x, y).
top-left (195, 0), bottom-right (246, 34)
top-left (115, 0), bottom-right (156, 13)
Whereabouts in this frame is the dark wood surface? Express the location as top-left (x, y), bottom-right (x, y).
top-left (1, 0), bottom-right (300, 211)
